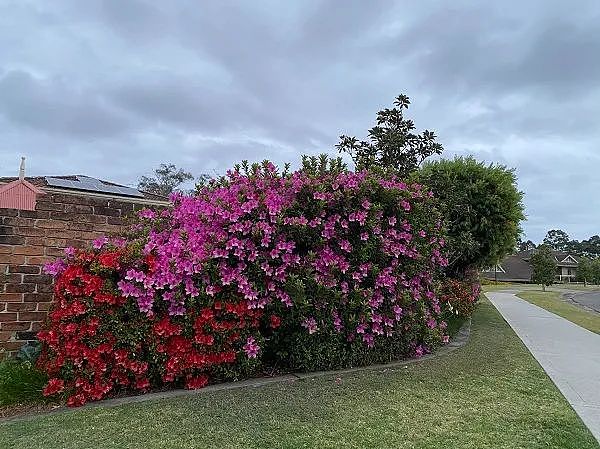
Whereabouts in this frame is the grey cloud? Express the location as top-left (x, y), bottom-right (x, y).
top-left (1, 0), bottom-right (600, 243)
top-left (0, 70), bottom-right (134, 138)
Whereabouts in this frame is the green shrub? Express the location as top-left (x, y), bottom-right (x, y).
top-left (413, 156), bottom-right (525, 276)
top-left (0, 359), bottom-right (47, 406)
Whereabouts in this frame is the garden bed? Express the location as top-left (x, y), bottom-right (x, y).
top-left (1, 299), bottom-right (596, 449)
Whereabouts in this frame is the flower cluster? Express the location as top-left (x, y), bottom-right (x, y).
top-left (39, 164), bottom-right (452, 405)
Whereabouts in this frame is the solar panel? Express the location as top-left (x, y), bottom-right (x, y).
top-left (45, 176), bottom-right (144, 198)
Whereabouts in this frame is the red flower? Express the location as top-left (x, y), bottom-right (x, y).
top-left (135, 378), bottom-right (150, 390)
top-left (270, 315), bottom-right (281, 329)
top-left (42, 378), bottom-right (65, 396)
top-left (66, 393), bottom-right (86, 407)
top-left (186, 374), bottom-right (209, 390)
top-left (98, 252), bottom-right (121, 269)
top-left (153, 317), bottom-right (182, 337)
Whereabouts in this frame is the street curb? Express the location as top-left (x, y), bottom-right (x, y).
top-left (1, 318), bottom-right (472, 424)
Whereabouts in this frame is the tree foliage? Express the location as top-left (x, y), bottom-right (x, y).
top-left (543, 229), bottom-right (571, 252)
top-left (138, 163), bottom-right (194, 196)
top-left (413, 156), bottom-right (525, 276)
top-left (577, 257), bottom-right (594, 286)
top-left (336, 94), bottom-right (443, 176)
top-left (518, 239), bottom-right (537, 252)
top-left (530, 244), bottom-right (557, 291)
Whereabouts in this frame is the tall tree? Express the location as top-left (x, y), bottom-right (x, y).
top-left (530, 244), bottom-right (557, 291)
top-left (543, 229), bottom-right (570, 252)
top-left (519, 240), bottom-right (537, 252)
top-left (577, 257), bottom-right (594, 286)
top-left (138, 163), bottom-right (194, 196)
top-left (580, 235), bottom-right (600, 258)
top-left (336, 94), bottom-right (443, 176)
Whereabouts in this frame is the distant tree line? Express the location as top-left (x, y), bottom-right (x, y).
top-left (518, 229), bottom-right (600, 259)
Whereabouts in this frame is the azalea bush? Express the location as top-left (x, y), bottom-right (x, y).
top-left (439, 274), bottom-right (481, 319)
top-left (38, 163), bottom-right (452, 406)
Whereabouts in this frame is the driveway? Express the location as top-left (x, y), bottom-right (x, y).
top-left (572, 292), bottom-right (600, 313)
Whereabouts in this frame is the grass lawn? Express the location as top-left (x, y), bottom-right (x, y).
top-left (0, 299), bottom-right (597, 449)
top-left (517, 291), bottom-right (600, 334)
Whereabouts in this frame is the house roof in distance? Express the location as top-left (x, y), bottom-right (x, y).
top-left (0, 175), bottom-right (168, 203)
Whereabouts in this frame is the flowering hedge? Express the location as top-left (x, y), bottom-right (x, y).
top-left (38, 164), bottom-right (451, 406)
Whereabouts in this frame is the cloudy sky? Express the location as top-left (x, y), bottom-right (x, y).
top-left (1, 0), bottom-right (599, 242)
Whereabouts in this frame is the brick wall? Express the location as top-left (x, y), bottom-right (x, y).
top-left (0, 191), bottom-right (162, 357)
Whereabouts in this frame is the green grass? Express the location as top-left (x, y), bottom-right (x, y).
top-left (0, 359), bottom-right (47, 407)
top-left (518, 291), bottom-right (600, 334)
top-left (481, 282), bottom-right (521, 293)
top-left (0, 299), bottom-right (597, 449)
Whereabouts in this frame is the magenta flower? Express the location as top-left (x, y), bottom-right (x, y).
top-left (302, 317), bottom-right (318, 334)
top-left (243, 337), bottom-right (260, 358)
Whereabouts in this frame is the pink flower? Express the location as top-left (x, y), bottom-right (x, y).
top-left (243, 336), bottom-right (260, 358)
top-left (92, 236), bottom-right (108, 249)
top-left (302, 317), bottom-right (318, 334)
top-left (63, 247), bottom-right (76, 257)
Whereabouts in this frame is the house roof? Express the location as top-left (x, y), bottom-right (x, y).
top-left (484, 255), bottom-right (533, 282)
top-left (0, 175), bottom-right (168, 203)
top-left (516, 249), bottom-right (580, 266)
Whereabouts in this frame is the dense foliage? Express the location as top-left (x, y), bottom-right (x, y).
top-left (530, 244), bottom-right (557, 290)
top-left (414, 157), bottom-right (525, 276)
top-left (39, 165), bottom-right (454, 406)
top-left (336, 94), bottom-right (443, 176)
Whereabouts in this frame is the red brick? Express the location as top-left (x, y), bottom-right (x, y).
top-left (0, 208), bottom-right (19, 217)
top-left (20, 210), bottom-right (50, 219)
top-left (0, 312), bottom-right (17, 322)
top-left (68, 222), bottom-right (95, 231)
top-left (16, 227), bottom-right (46, 237)
top-left (0, 293), bottom-right (23, 302)
top-left (65, 239), bottom-right (87, 248)
top-left (94, 224), bottom-right (122, 233)
top-left (0, 225), bottom-right (13, 235)
top-left (37, 302), bottom-right (53, 311)
top-left (27, 256), bottom-right (52, 264)
top-left (36, 219), bottom-right (67, 229)
top-left (0, 303), bottom-right (5, 312)
top-left (9, 265), bottom-right (40, 274)
top-left (76, 214), bottom-right (107, 224)
top-left (25, 237), bottom-right (46, 246)
top-left (3, 217), bottom-right (34, 227)
top-left (37, 284), bottom-right (54, 293)
top-left (6, 303), bottom-right (37, 312)
top-left (23, 274), bottom-right (53, 284)
top-left (0, 331), bottom-right (12, 341)
top-left (35, 201), bottom-right (64, 212)
top-left (94, 206), bottom-right (121, 217)
top-left (46, 247), bottom-right (65, 257)
top-left (1, 273), bottom-right (22, 284)
top-left (13, 245), bottom-right (44, 255)
top-left (2, 321), bottom-right (31, 331)
top-left (24, 293), bottom-right (53, 302)
top-left (0, 245), bottom-right (13, 254)
top-left (18, 311), bottom-right (47, 322)
top-left (3, 255), bottom-right (26, 265)
top-left (64, 204), bottom-right (93, 214)
top-left (0, 235), bottom-right (25, 245)
top-left (31, 322), bottom-right (42, 332)
top-left (107, 216), bottom-right (126, 225)
top-left (6, 284), bottom-right (36, 293)
top-left (45, 238), bottom-right (66, 247)
top-left (2, 341), bottom-right (25, 351)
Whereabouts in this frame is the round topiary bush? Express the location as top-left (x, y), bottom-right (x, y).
top-left (38, 164), bottom-right (450, 406)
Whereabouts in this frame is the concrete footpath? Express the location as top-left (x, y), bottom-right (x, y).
top-left (486, 291), bottom-right (600, 442)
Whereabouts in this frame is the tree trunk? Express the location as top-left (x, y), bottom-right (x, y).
top-left (542, 284), bottom-right (546, 292)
